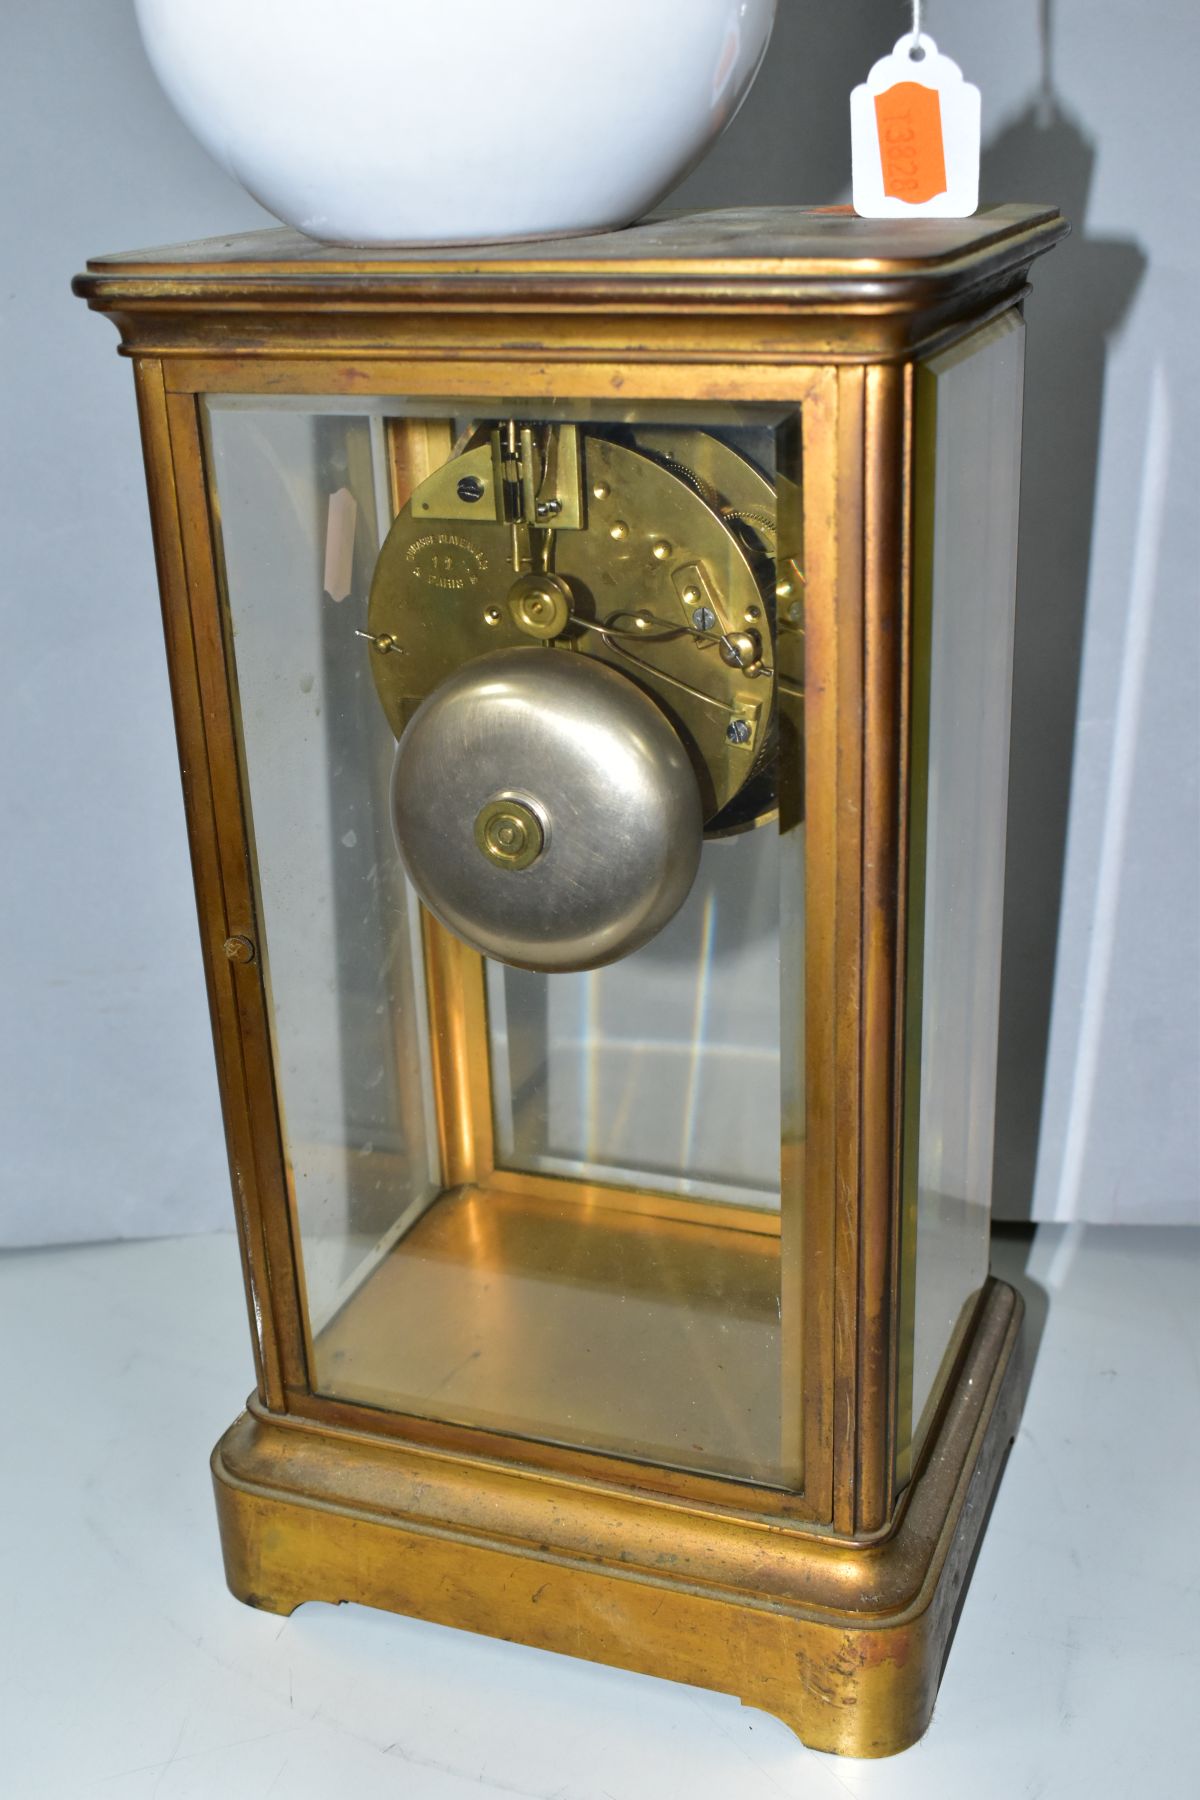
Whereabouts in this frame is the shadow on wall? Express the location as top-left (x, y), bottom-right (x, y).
top-left (986, 9), bottom-right (1144, 1219)
top-left (672, 6), bottom-right (1147, 1221)
top-left (668, 2), bottom-right (879, 206)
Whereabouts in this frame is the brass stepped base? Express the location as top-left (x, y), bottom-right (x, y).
top-left (212, 1278), bottom-right (1022, 1758)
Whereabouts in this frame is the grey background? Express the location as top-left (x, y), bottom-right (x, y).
top-left (2, 1), bottom-right (1196, 1242)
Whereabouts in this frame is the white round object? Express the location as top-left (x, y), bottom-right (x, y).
top-left (134, 0), bottom-right (777, 246)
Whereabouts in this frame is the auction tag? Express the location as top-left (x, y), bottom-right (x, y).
top-left (851, 34), bottom-right (980, 219)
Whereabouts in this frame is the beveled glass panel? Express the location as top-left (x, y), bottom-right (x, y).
top-left (903, 314), bottom-right (1026, 1454)
top-left (204, 400), bottom-right (441, 1337)
top-left (204, 396), bottom-right (805, 1489)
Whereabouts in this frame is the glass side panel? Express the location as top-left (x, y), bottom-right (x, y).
top-left (203, 402), bottom-right (441, 1336)
top-left (903, 314), bottom-right (1026, 1456)
top-left (205, 395), bottom-right (805, 1490)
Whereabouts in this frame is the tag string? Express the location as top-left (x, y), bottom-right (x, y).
top-left (911, 2), bottom-right (924, 48)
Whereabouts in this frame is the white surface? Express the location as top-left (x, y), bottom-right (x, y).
top-left (1, 1224), bottom-right (1196, 1796)
top-left (133, 0), bottom-right (777, 244)
top-left (2, 1), bottom-right (1197, 1240)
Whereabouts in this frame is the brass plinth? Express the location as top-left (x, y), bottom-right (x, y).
top-left (214, 1278), bottom-right (1021, 1759)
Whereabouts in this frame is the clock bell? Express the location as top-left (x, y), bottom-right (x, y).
top-left (75, 204), bottom-right (1064, 1756)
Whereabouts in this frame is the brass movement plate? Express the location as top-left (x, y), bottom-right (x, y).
top-left (367, 424), bottom-right (790, 822)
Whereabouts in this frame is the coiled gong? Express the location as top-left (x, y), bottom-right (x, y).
top-left (363, 419), bottom-right (801, 972)
top-left (391, 647), bottom-right (702, 973)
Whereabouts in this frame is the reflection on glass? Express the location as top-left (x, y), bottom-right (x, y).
top-left (489, 827), bottom-right (784, 1205)
top-left (204, 401), bottom-right (440, 1335)
top-left (206, 396), bottom-right (805, 1489)
top-left (904, 314), bottom-right (1026, 1453)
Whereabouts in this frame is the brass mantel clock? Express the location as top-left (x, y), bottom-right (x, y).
top-left (75, 204), bottom-right (1064, 1757)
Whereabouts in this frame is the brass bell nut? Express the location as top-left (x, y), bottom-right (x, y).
top-left (474, 797), bottom-right (545, 871)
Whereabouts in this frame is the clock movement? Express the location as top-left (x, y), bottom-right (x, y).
top-left (75, 204), bottom-right (1064, 1755)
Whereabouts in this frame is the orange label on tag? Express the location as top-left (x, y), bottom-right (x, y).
top-left (874, 81), bottom-right (947, 203)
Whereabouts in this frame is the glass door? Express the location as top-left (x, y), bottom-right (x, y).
top-left (204, 393), bottom-right (806, 1489)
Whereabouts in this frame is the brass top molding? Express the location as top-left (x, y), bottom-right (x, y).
top-left (73, 204), bottom-right (1067, 364)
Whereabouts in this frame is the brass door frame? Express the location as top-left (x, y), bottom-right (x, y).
top-left (136, 345), bottom-right (912, 1539)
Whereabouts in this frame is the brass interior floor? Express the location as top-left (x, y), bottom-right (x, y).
top-left (314, 1182), bottom-right (787, 1485)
